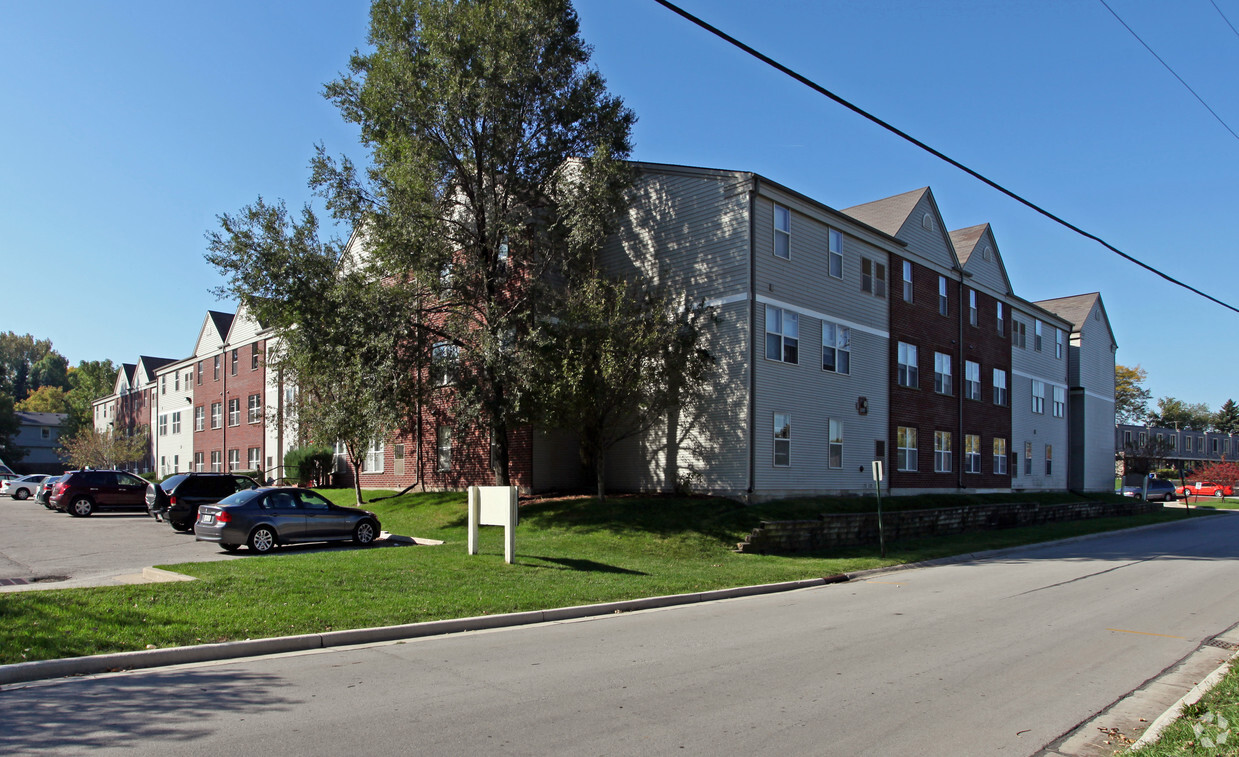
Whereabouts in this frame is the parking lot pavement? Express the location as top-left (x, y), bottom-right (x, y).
top-left (0, 499), bottom-right (244, 592)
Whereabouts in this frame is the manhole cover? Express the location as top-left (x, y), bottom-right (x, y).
top-left (1204, 636), bottom-right (1239, 651)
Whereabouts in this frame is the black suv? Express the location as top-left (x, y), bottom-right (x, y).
top-left (50, 470), bottom-right (150, 517)
top-left (147, 473), bottom-right (261, 532)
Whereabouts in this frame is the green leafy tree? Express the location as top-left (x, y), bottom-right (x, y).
top-left (532, 273), bottom-right (714, 500)
top-left (15, 385), bottom-right (70, 414)
top-left (1115, 364), bottom-right (1152, 424)
top-left (1214, 399), bottom-right (1239, 435)
top-left (1150, 397), bottom-right (1214, 431)
top-left (62, 360), bottom-right (119, 438)
top-left (0, 392), bottom-right (25, 466)
top-left (309, 0), bottom-right (636, 486)
top-left (1119, 434), bottom-right (1174, 478)
top-left (0, 332), bottom-right (64, 404)
top-left (207, 201), bottom-right (423, 505)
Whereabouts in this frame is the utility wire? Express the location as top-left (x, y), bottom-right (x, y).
top-left (1097, 0), bottom-right (1239, 143)
top-left (651, 0), bottom-right (1239, 316)
top-left (1209, 0), bottom-right (1239, 42)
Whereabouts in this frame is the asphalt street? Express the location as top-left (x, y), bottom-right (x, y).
top-left (2, 511), bottom-right (1236, 756)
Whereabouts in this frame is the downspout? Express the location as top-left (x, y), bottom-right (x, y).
top-left (747, 177), bottom-right (758, 502)
top-left (957, 272), bottom-right (967, 490)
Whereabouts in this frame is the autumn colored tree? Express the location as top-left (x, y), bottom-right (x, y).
top-left (58, 426), bottom-right (150, 470)
top-left (1115, 364), bottom-right (1152, 424)
top-left (16, 385), bottom-right (70, 414)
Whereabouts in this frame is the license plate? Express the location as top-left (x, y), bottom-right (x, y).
top-left (201, 514), bottom-right (215, 524)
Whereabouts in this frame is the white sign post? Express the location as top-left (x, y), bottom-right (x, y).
top-left (872, 460), bottom-right (886, 558)
top-left (467, 485), bottom-right (518, 564)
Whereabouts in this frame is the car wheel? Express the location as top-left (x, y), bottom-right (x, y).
top-left (14, 489), bottom-right (29, 500)
top-left (1214, 490), bottom-right (1224, 499)
top-left (69, 496), bottom-right (94, 517)
top-left (169, 520), bottom-right (194, 533)
top-left (353, 519), bottom-right (378, 545)
top-left (220, 543), bottom-right (241, 552)
top-left (248, 526), bottom-right (276, 554)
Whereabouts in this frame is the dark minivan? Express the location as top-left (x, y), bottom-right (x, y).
top-left (146, 473), bottom-right (261, 532)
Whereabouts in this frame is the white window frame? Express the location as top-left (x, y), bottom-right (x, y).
top-left (211, 402), bottom-right (222, 430)
top-left (993, 369), bottom-right (1008, 406)
top-left (1013, 320), bottom-right (1026, 348)
top-left (773, 413), bottom-right (791, 467)
top-left (195, 452), bottom-right (204, 472)
top-left (822, 321), bottom-right (850, 374)
top-left (773, 203), bottom-right (791, 259)
top-left (965, 434), bottom-right (981, 474)
top-left (248, 394), bottom-right (262, 424)
top-left (827, 228), bottom-right (843, 278)
top-left (248, 447), bottom-right (261, 470)
top-left (964, 360), bottom-right (981, 400)
top-left (897, 342), bottom-right (918, 388)
top-left (227, 449), bottom-right (240, 471)
top-left (1032, 380), bottom-right (1046, 414)
top-left (934, 430), bottom-right (952, 473)
top-left (934, 352), bottom-right (952, 395)
top-left (171, 411), bottom-right (181, 434)
top-left (897, 426), bottom-right (918, 472)
top-left (861, 258), bottom-right (886, 298)
top-left (996, 302), bottom-right (1005, 336)
top-left (1052, 386), bottom-right (1065, 418)
top-left (1034, 320), bottom-right (1043, 351)
top-left (1024, 441), bottom-right (1033, 475)
top-left (211, 450), bottom-right (222, 473)
top-left (938, 276), bottom-right (948, 316)
top-left (827, 418), bottom-right (843, 469)
top-left (994, 438), bottom-right (1009, 474)
top-left (228, 398), bottom-right (240, 427)
top-left (765, 306), bottom-right (799, 364)
top-left (437, 426), bottom-right (452, 471)
top-left (158, 414), bottom-right (167, 437)
top-left (1055, 328), bottom-right (1064, 359)
top-left (432, 342), bottom-right (459, 386)
top-left (365, 440), bottom-right (385, 473)
top-left (195, 406), bottom-right (205, 432)
top-left (968, 289), bottom-right (978, 326)
top-left (902, 260), bottom-right (913, 302)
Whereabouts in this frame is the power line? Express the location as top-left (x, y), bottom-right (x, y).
top-left (1097, 0), bottom-right (1239, 143)
top-left (1209, 0), bottom-right (1239, 42)
top-left (650, 0), bottom-right (1239, 316)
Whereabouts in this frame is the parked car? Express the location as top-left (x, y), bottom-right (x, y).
top-left (50, 470), bottom-right (150, 516)
top-left (146, 473), bottom-right (261, 532)
top-left (0, 472), bottom-right (19, 492)
top-left (195, 487), bottom-right (381, 554)
top-left (36, 476), bottom-right (62, 508)
top-left (1174, 481), bottom-right (1233, 499)
top-left (1119, 478), bottom-right (1178, 502)
top-left (5, 474), bottom-right (50, 500)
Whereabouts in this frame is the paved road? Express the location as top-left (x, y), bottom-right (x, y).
top-left (0, 498), bottom-right (243, 590)
top-left (3, 513), bottom-right (1237, 756)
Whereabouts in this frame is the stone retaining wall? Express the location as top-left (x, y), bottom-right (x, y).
top-left (737, 500), bottom-right (1162, 554)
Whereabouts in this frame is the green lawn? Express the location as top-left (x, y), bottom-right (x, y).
top-left (0, 490), bottom-right (1197, 665)
top-left (1127, 659), bottom-right (1238, 756)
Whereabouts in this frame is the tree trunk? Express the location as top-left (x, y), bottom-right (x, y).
top-left (350, 456), bottom-right (364, 505)
top-left (492, 419), bottom-right (510, 486)
top-left (595, 447), bottom-right (606, 502)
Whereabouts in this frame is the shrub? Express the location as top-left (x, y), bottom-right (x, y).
top-left (284, 446), bottom-right (335, 486)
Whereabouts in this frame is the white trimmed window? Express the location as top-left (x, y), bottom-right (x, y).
top-left (1013, 320), bottom-right (1027, 348)
top-left (1052, 386), bottom-right (1065, 418)
top-left (174, 372), bottom-right (180, 392)
top-left (211, 402), bottom-right (222, 429)
top-left (195, 452), bottom-right (204, 472)
top-left (437, 426), bottom-right (452, 471)
top-left (822, 321), bottom-right (850, 374)
top-left (161, 375), bottom-right (167, 395)
top-left (365, 440), bottom-right (385, 473)
top-left (432, 342), bottom-right (459, 386)
top-left (1032, 380), bottom-right (1046, 414)
top-left (248, 394), bottom-right (262, 423)
top-left (968, 289), bottom-right (978, 326)
top-left (231, 349), bottom-right (238, 376)
top-left (1034, 320), bottom-right (1043, 351)
top-left (965, 434), bottom-right (981, 474)
top-left (902, 260), bottom-right (913, 302)
top-left (964, 360), bottom-right (981, 400)
top-left (251, 343), bottom-right (260, 370)
top-left (158, 414), bottom-right (167, 437)
top-left (861, 258), bottom-right (886, 298)
top-left (997, 302), bottom-right (1005, 336)
top-left (897, 427), bottom-right (918, 472)
top-left (195, 406), bottom-right (205, 432)
top-left (773, 413), bottom-right (791, 467)
top-left (248, 447), bottom-right (261, 470)
top-left (1056, 328), bottom-right (1064, 358)
top-left (171, 411), bottom-right (181, 434)
top-left (828, 228), bottom-right (843, 278)
top-left (1024, 441), bottom-right (1033, 475)
top-left (228, 398), bottom-right (240, 426)
top-left (934, 352), bottom-right (952, 395)
top-left (994, 438), bottom-right (1008, 474)
top-left (773, 203), bottom-right (790, 259)
top-left (897, 342), bottom-right (918, 388)
top-left (993, 369), bottom-right (1008, 406)
top-left (938, 276), bottom-right (948, 316)
top-left (211, 450), bottom-right (222, 472)
top-left (227, 449), bottom-right (240, 471)
top-left (765, 306), bottom-right (799, 364)
top-left (828, 418), bottom-right (843, 469)
top-left (934, 431), bottom-right (952, 473)
top-left (1045, 445), bottom-right (1053, 475)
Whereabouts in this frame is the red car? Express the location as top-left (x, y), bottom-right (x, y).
top-left (1175, 481), bottom-right (1233, 498)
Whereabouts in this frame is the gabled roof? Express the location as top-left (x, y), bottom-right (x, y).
top-left (194, 310), bottom-right (237, 357)
top-left (951, 223), bottom-right (1015, 296)
top-left (113, 363), bottom-right (137, 394)
top-left (842, 188), bottom-right (929, 237)
top-left (949, 224), bottom-right (987, 266)
top-left (135, 356), bottom-right (176, 384)
top-left (208, 311), bottom-right (235, 341)
top-left (16, 411), bottom-right (66, 427)
top-left (1036, 292), bottom-right (1117, 347)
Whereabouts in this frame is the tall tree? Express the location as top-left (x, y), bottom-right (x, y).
top-left (16, 386), bottom-right (70, 414)
top-left (532, 273), bottom-right (714, 500)
top-left (311, 0), bottom-right (635, 485)
top-left (0, 332), bottom-right (63, 404)
top-left (0, 391), bottom-right (24, 466)
top-left (207, 200), bottom-right (422, 505)
top-left (1115, 364), bottom-right (1152, 424)
top-left (1215, 399), bottom-right (1239, 435)
top-left (58, 427), bottom-right (149, 470)
top-left (1150, 397), bottom-right (1214, 431)
top-left (62, 360), bottom-right (119, 438)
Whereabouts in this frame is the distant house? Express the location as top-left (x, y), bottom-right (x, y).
top-left (13, 411), bottom-right (68, 475)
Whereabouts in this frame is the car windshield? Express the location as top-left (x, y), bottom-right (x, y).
top-left (218, 489), bottom-right (262, 506)
top-left (159, 474), bottom-right (188, 492)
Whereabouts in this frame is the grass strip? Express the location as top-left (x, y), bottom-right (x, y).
top-left (1127, 658), bottom-right (1239, 756)
top-left (0, 490), bottom-right (1197, 665)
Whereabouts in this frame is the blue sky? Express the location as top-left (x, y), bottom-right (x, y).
top-left (3, 0), bottom-right (1237, 413)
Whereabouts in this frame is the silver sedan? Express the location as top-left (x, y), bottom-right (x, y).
top-left (194, 487), bottom-right (381, 553)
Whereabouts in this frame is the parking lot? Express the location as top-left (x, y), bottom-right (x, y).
top-left (0, 499), bottom-right (244, 592)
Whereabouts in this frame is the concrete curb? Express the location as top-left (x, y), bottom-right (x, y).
top-left (1128, 648), bottom-right (1239, 751)
top-left (0, 513), bottom-right (1208, 688)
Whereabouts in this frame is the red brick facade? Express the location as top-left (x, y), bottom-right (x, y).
top-left (193, 340), bottom-right (268, 475)
top-left (889, 256), bottom-right (1012, 490)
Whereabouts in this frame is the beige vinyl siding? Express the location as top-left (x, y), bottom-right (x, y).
top-left (225, 306), bottom-right (262, 345)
